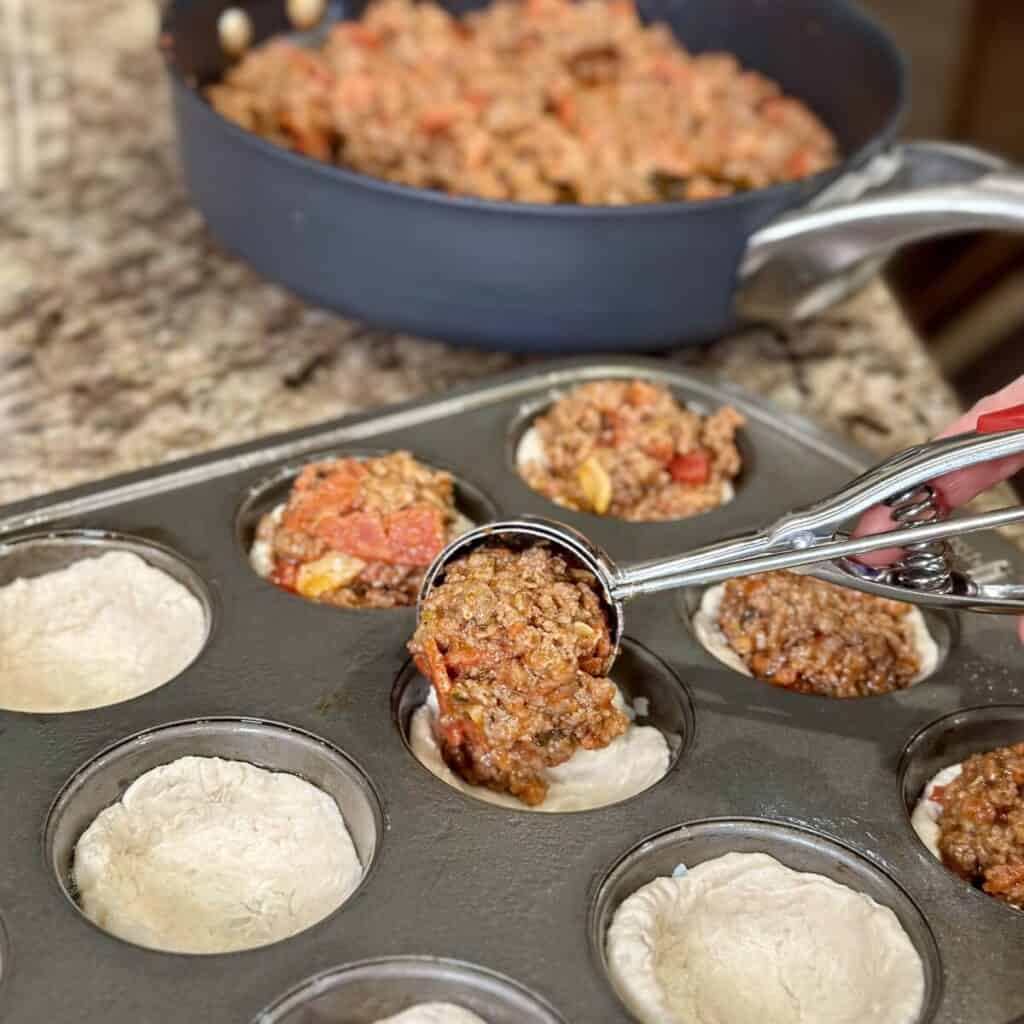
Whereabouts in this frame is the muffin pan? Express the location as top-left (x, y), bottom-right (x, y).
top-left (1, 356), bottom-right (1023, 1023)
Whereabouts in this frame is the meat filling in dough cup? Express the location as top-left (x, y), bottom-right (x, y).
top-left (46, 718), bottom-right (382, 954)
top-left (511, 379), bottom-right (746, 522)
top-left (591, 819), bottom-right (942, 1024)
top-left (236, 450), bottom-right (495, 608)
top-left (255, 956), bottom-right (566, 1024)
top-left (902, 705), bottom-right (1024, 908)
top-left (0, 531), bottom-right (211, 713)
top-left (393, 638), bottom-right (692, 812)
top-left (687, 571), bottom-right (950, 697)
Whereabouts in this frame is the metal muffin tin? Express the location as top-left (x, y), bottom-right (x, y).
top-left (1, 355), bottom-right (1022, 1024)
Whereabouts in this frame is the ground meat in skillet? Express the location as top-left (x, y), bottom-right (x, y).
top-left (714, 570), bottom-right (923, 698)
top-left (206, 0), bottom-right (837, 205)
top-left (933, 743), bottom-right (1024, 909)
top-left (408, 543), bottom-right (627, 805)
top-left (255, 451), bottom-right (466, 608)
top-left (520, 379), bottom-right (744, 520)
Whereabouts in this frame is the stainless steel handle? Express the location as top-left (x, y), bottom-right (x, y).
top-left (768, 428), bottom-right (1024, 544)
top-left (736, 141), bottom-right (1024, 324)
top-left (809, 561), bottom-right (1024, 614)
top-left (612, 428), bottom-right (1024, 604)
top-left (611, 505), bottom-right (1024, 603)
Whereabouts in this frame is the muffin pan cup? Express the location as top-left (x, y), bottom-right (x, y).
top-left (255, 955), bottom-right (567, 1023)
top-left (1, 356), bottom-right (1024, 1023)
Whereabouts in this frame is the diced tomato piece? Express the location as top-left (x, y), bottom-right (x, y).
top-left (416, 638), bottom-right (457, 715)
top-left (464, 90), bottom-right (491, 113)
top-left (335, 73), bottom-right (376, 111)
top-left (315, 511), bottom-right (392, 561)
top-left (668, 449), bottom-right (711, 484)
top-left (283, 461), bottom-right (366, 533)
top-left (976, 403), bottom-right (1024, 433)
top-left (271, 560), bottom-right (299, 591)
top-left (645, 440), bottom-right (675, 463)
top-left (930, 785), bottom-right (947, 805)
top-left (606, 411), bottom-right (633, 449)
top-left (627, 380), bottom-right (662, 408)
top-left (280, 116), bottom-right (331, 159)
top-left (444, 643), bottom-right (489, 672)
top-left (338, 23), bottom-right (381, 48)
top-left (554, 94), bottom-right (576, 127)
top-left (784, 149), bottom-right (815, 179)
top-left (651, 55), bottom-right (691, 85)
top-left (419, 107), bottom-right (460, 136)
top-left (385, 505), bottom-right (445, 566)
top-left (313, 463), bottom-right (366, 511)
top-left (313, 504), bottom-right (443, 565)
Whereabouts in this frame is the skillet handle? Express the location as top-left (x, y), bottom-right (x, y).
top-left (735, 140), bottom-right (1024, 324)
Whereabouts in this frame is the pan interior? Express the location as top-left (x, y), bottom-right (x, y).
top-left (164, 0), bottom-right (901, 161)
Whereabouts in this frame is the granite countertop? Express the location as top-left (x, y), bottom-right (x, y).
top-left (0, 0), bottom-right (1003, 530)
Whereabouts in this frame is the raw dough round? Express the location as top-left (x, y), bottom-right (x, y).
top-left (73, 756), bottom-right (362, 953)
top-left (515, 425), bottom-right (733, 505)
top-left (409, 688), bottom-right (670, 812)
top-left (606, 851), bottom-right (924, 1024)
top-left (0, 551), bottom-right (206, 713)
top-left (692, 581), bottom-right (939, 683)
top-left (373, 1004), bottom-right (489, 1024)
top-left (910, 762), bottom-right (964, 860)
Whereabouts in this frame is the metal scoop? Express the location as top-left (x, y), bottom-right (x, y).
top-left (418, 427), bottom-right (1024, 657)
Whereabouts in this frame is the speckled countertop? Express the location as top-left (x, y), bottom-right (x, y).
top-left (0, 0), bottom-right (996, 525)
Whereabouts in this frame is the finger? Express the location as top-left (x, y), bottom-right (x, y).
top-left (852, 375), bottom-right (1024, 566)
top-left (934, 376), bottom-right (1024, 443)
top-left (851, 504), bottom-right (902, 566)
top-left (930, 452), bottom-right (1024, 509)
top-left (927, 383), bottom-right (1024, 507)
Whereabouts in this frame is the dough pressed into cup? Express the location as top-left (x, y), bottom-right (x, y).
top-left (73, 755), bottom-right (362, 953)
top-left (606, 851), bottom-right (925, 1024)
top-left (409, 688), bottom-right (670, 812)
top-left (373, 1004), bottom-right (488, 1024)
top-left (0, 550), bottom-right (206, 713)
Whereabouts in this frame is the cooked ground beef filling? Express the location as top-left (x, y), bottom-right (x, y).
top-left (408, 544), bottom-right (626, 805)
top-left (715, 571), bottom-right (923, 698)
top-left (256, 451), bottom-right (464, 608)
top-left (520, 379), bottom-right (744, 520)
top-left (206, 0), bottom-right (837, 205)
top-left (934, 743), bottom-right (1024, 909)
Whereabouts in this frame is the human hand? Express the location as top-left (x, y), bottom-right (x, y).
top-left (853, 374), bottom-right (1024, 642)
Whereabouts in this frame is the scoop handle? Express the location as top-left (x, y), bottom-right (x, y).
top-left (612, 505), bottom-right (1024, 604)
top-left (613, 430), bottom-right (1024, 603)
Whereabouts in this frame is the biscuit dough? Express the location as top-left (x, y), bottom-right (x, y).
top-left (910, 763), bottom-right (964, 860)
top-left (373, 1004), bottom-right (488, 1024)
top-left (409, 688), bottom-right (670, 812)
top-left (0, 551), bottom-right (206, 713)
top-left (73, 756), bottom-right (362, 953)
top-left (606, 851), bottom-right (925, 1024)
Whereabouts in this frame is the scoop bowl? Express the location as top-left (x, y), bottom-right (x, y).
top-left (417, 516), bottom-right (626, 664)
